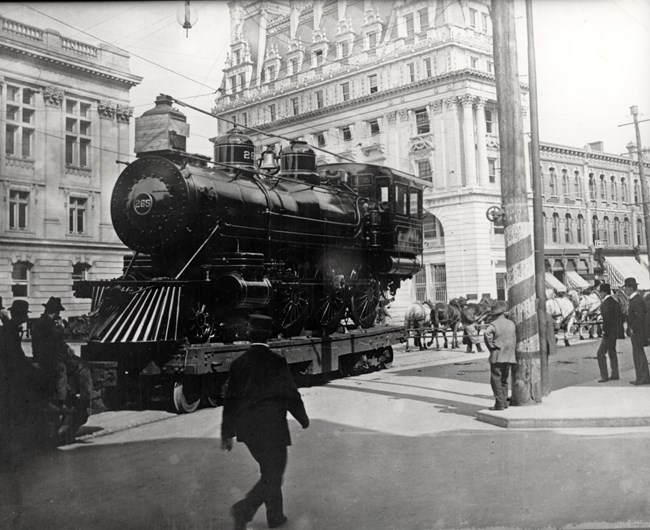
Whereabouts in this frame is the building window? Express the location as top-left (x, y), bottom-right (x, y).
top-left (415, 108), bottom-right (430, 134)
top-left (313, 49), bottom-right (324, 67)
top-left (9, 189), bottom-right (29, 230)
top-left (369, 119), bottom-right (380, 135)
top-left (407, 63), bottom-right (415, 83)
top-left (599, 174), bottom-right (606, 200)
top-left (289, 58), bottom-right (298, 75)
top-left (414, 269), bottom-right (427, 302)
top-left (485, 109), bottom-right (493, 134)
top-left (423, 58), bottom-right (432, 78)
top-left (341, 126), bottom-right (352, 142)
top-left (230, 75), bottom-right (237, 92)
top-left (238, 73), bottom-right (246, 89)
top-left (588, 173), bottom-right (596, 200)
top-left (339, 41), bottom-right (349, 59)
top-left (417, 160), bottom-right (432, 181)
top-left (419, 8), bottom-right (429, 32)
top-left (634, 180), bottom-right (640, 204)
top-left (341, 82), bottom-right (350, 102)
top-left (621, 178), bottom-right (628, 202)
top-left (291, 97), bottom-right (299, 116)
top-left (12, 262), bottom-right (30, 297)
top-left (565, 214), bottom-right (572, 243)
top-left (316, 132), bottom-right (326, 147)
top-left (610, 176), bottom-right (617, 202)
top-left (552, 213), bottom-right (559, 243)
top-left (314, 90), bottom-right (324, 109)
top-left (404, 13), bottom-right (415, 37)
top-left (367, 32), bottom-right (377, 49)
top-left (613, 217), bottom-right (620, 245)
top-left (241, 113), bottom-right (248, 127)
top-left (5, 84), bottom-right (35, 158)
top-left (268, 104), bottom-right (276, 122)
top-left (72, 262), bottom-right (90, 282)
top-left (603, 216), bottom-right (610, 242)
top-left (573, 171), bottom-right (581, 198)
top-left (562, 169), bottom-right (569, 196)
top-left (267, 65), bottom-right (276, 82)
top-left (65, 99), bottom-right (92, 167)
top-left (487, 61), bottom-right (493, 73)
top-left (549, 168), bottom-right (557, 195)
top-left (637, 219), bottom-right (643, 246)
top-left (623, 217), bottom-right (630, 245)
top-left (69, 196), bottom-right (87, 234)
top-left (488, 158), bottom-right (497, 184)
top-left (469, 8), bottom-right (477, 28)
top-left (423, 213), bottom-right (444, 248)
top-left (470, 56), bottom-right (478, 69)
top-left (577, 214), bottom-right (584, 244)
top-left (368, 74), bottom-right (378, 94)
top-left (482, 13), bottom-right (489, 32)
top-left (592, 215), bottom-right (599, 244)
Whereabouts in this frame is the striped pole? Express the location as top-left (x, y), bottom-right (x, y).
top-left (491, 0), bottom-right (542, 404)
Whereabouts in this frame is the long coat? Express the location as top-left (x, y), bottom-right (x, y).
top-left (627, 292), bottom-right (647, 346)
top-left (221, 344), bottom-right (309, 449)
top-left (483, 314), bottom-right (516, 364)
top-left (600, 295), bottom-right (625, 339)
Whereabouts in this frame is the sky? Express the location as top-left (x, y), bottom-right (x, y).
top-left (4, 0), bottom-right (650, 160)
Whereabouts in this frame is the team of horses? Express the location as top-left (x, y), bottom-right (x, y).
top-left (405, 286), bottom-right (632, 351)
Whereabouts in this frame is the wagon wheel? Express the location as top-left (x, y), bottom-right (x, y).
top-left (187, 302), bottom-right (214, 344)
top-left (311, 254), bottom-right (347, 334)
top-left (349, 266), bottom-right (380, 329)
top-left (276, 281), bottom-right (310, 338)
top-left (172, 378), bottom-right (201, 413)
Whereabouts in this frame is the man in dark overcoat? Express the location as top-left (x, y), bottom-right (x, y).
top-left (483, 300), bottom-right (516, 411)
top-left (221, 315), bottom-right (309, 530)
top-left (595, 283), bottom-right (624, 382)
top-left (622, 277), bottom-right (650, 385)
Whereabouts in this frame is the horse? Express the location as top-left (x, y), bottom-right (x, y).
top-left (575, 291), bottom-right (602, 340)
top-left (546, 290), bottom-right (577, 346)
top-left (403, 300), bottom-right (434, 351)
top-left (460, 295), bottom-right (494, 352)
top-left (430, 298), bottom-right (462, 350)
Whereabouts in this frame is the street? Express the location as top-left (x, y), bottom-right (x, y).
top-left (2, 336), bottom-right (650, 530)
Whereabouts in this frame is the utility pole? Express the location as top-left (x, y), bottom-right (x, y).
top-left (491, 0), bottom-right (541, 404)
top-left (525, 0), bottom-right (549, 397)
top-left (630, 106), bottom-right (650, 286)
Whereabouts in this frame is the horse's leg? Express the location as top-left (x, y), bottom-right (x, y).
top-left (442, 328), bottom-right (448, 349)
top-left (453, 325), bottom-right (459, 349)
top-left (404, 321), bottom-right (411, 352)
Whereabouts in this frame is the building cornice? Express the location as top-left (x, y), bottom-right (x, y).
top-left (0, 236), bottom-right (127, 252)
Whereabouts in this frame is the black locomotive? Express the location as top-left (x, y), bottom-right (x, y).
top-left (74, 94), bottom-right (424, 407)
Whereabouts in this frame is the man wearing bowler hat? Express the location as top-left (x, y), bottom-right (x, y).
top-left (622, 277), bottom-right (650, 385)
top-left (221, 314), bottom-right (309, 530)
top-left (595, 283), bottom-right (624, 382)
top-left (483, 300), bottom-right (517, 411)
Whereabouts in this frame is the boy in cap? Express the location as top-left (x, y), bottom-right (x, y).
top-left (622, 277), bottom-right (650, 384)
top-left (222, 314), bottom-right (309, 530)
top-left (483, 301), bottom-right (516, 411)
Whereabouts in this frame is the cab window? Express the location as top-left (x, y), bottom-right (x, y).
top-left (410, 188), bottom-right (421, 217)
top-left (396, 184), bottom-right (408, 215)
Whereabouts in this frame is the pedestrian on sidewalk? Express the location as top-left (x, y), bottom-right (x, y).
top-left (221, 314), bottom-right (310, 530)
top-left (595, 283), bottom-right (624, 382)
top-left (622, 277), bottom-right (650, 385)
top-left (483, 301), bottom-right (516, 411)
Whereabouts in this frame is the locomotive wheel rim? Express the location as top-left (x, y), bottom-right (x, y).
top-left (350, 267), bottom-right (380, 329)
top-left (312, 286), bottom-right (347, 334)
top-left (277, 284), bottom-right (310, 338)
top-left (173, 380), bottom-right (201, 413)
top-left (188, 303), bottom-right (213, 344)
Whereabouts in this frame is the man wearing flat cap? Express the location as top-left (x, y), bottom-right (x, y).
top-left (222, 314), bottom-right (309, 530)
top-left (483, 301), bottom-right (517, 411)
top-left (622, 277), bottom-right (650, 384)
top-left (31, 297), bottom-right (97, 414)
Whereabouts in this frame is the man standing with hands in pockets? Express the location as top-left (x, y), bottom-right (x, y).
top-left (221, 314), bottom-right (309, 530)
top-left (622, 277), bottom-right (650, 385)
top-left (595, 283), bottom-right (624, 382)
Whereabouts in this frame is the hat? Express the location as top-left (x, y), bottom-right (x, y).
top-left (623, 277), bottom-right (638, 289)
top-left (490, 301), bottom-right (508, 316)
top-left (9, 300), bottom-right (30, 314)
top-left (598, 282), bottom-right (611, 294)
top-left (248, 314), bottom-right (273, 333)
top-left (43, 296), bottom-right (65, 312)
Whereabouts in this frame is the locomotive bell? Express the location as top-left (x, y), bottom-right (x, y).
top-left (279, 141), bottom-right (319, 183)
top-left (258, 147), bottom-right (279, 173)
top-left (211, 128), bottom-right (256, 172)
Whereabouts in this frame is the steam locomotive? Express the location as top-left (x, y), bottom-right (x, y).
top-left (74, 94), bottom-right (424, 407)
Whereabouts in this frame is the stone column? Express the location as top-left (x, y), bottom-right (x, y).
top-left (444, 97), bottom-right (460, 187)
top-left (460, 94), bottom-right (477, 187)
top-left (475, 97), bottom-right (489, 186)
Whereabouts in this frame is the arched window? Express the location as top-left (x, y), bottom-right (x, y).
top-left (562, 169), bottom-right (569, 196)
top-left (423, 213), bottom-right (445, 247)
top-left (592, 215), bottom-right (599, 244)
top-left (613, 217), bottom-right (620, 245)
top-left (12, 262), bottom-right (31, 297)
top-left (588, 173), bottom-right (596, 200)
top-left (634, 180), bottom-right (640, 204)
top-left (621, 178), bottom-right (628, 202)
top-left (565, 213), bottom-right (572, 243)
top-left (573, 171), bottom-right (581, 198)
top-left (552, 213), bottom-right (559, 243)
top-left (610, 176), bottom-right (617, 202)
top-left (72, 262), bottom-right (90, 282)
top-left (577, 214), bottom-right (584, 244)
top-left (623, 217), bottom-right (630, 245)
top-left (599, 174), bottom-right (607, 201)
top-left (549, 168), bottom-right (556, 195)
top-left (603, 216), bottom-right (610, 242)
top-left (637, 218), bottom-right (643, 246)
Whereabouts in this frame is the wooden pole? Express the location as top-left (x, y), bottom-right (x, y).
top-left (491, 0), bottom-right (541, 404)
top-left (525, 0), bottom-right (549, 397)
top-left (630, 106), bottom-right (650, 286)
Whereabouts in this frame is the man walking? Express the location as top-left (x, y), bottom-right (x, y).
top-left (221, 315), bottom-right (309, 530)
top-left (483, 301), bottom-right (516, 411)
top-left (622, 277), bottom-right (650, 385)
top-left (595, 283), bottom-right (624, 382)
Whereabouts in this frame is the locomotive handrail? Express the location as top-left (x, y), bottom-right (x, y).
top-left (175, 221), bottom-right (222, 279)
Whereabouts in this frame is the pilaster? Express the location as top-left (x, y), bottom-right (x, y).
top-left (460, 94), bottom-right (477, 187)
top-left (475, 97), bottom-right (489, 186)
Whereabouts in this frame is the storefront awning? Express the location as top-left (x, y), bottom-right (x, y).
top-left (545, 272), bottom-right (567, 292)
top-left (604, 256), bottom-right (650, 290)
top-left (564, 270), bottom-right (590, 289)
top-left (639, 254), bottom-right (649, 267)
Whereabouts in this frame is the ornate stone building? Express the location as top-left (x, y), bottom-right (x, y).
top-left (212, 0), bottom-right (649, 314)
top-left (0, 15), bottom-right (141, 315)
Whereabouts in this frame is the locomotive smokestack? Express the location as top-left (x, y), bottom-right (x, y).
top-left (134, 94), bottom-right (190, 156)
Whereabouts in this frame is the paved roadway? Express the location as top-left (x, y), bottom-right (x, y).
top-left (2, 336), bottom-right (650, 529)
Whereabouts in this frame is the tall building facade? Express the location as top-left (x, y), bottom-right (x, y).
top-left (0, 15), bottom-right (142, 315)
top-left (212, 0), bottom-right (649, 315)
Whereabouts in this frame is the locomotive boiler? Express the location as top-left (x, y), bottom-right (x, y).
top-left (74, 94), bottom-right (424, 409)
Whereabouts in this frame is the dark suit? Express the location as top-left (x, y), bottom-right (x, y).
top-left (627, 292), bottom-right (650, 383)
top-left (222, 343), bottom-right (309, 527)
top-left (596, 295), bottom-right (624, 380)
